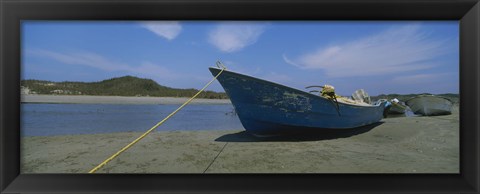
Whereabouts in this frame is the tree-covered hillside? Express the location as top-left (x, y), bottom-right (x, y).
top-left (21, 76), bottom-right (228, 99)
top-left (21, 76), bottom-right (459, 102)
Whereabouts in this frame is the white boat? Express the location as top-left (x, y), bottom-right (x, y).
top-left (405, 95), bottom-right (452, 116)
top-left (388, 98), bottom-right (407, 114)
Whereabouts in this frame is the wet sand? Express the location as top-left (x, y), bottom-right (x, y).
top-left (21, 94), bottom-right (231, 104)
top-left (21, 106), bottom-right (459, 173)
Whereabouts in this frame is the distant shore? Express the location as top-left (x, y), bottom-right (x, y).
top-left (21, 94), bottom-right (231, 105)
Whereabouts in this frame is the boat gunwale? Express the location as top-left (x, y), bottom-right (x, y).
top-left (210, 67), bottom-right (382, 109)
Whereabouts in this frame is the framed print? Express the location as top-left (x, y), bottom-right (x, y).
top-left (1, 0), bottom-right (479, 193)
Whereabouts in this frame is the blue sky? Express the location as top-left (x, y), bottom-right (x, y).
top-left (22, 21), bottom-right (459, 96)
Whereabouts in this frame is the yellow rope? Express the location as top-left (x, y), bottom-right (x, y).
top-left (88, 68), bottom-right (225, 173)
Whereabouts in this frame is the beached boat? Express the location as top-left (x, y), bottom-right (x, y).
top-left (388, 98), bottom-right (408, 114)
top-left (405, 95), bottom-right (452, 116)
top-left (209, 67), bottom-right (387, 135)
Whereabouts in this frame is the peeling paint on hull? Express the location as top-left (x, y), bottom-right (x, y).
top-left (209, 67), bottom-right (386, 135)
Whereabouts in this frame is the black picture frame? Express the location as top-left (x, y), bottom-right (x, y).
top-left (1, 0), bottom-right (479, 193)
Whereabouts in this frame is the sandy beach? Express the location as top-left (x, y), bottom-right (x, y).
top-left (20, 105), bottom-right (459, 173)
top-left (21, 94), bottom-right (231, 104)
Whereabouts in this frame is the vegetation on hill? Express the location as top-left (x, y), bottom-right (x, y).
top-left (21, 76), bottom-right (459, 102)
top-left (21, 76), bottom-right (228, 99)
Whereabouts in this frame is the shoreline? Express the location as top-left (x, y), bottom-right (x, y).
top-left (21, 109), bottom-right (459, 173)
top-left (21, 94), bottom-right (231, 105)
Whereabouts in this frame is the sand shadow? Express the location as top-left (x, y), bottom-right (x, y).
top-left (215, 122), bottom-right (384, 142)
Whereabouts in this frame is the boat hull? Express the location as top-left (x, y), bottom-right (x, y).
top-left (388, 103), bottom-right (407, 114)
top-left (405, 95), bottom-right (452, 116)
top-left (209, 67), bottom-right (386, 135)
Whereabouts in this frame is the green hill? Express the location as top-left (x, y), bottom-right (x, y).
top-left (21, 76), bottom-right (459, 102)
top-left (21, 76), bottom-right (228, 99)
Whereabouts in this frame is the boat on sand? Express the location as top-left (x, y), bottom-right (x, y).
top-left (388, 98), bottom-right (408, 114)
top-left (209, 67), bottom-right (387, 135)
top-left (405, 95), bottom-right (452, 116)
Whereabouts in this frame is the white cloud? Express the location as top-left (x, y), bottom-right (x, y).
top-left (27, 49), bottom-right (130, 71)
top-left (284, 24), bottom-right (453, 78)
top-left (26, 49), bottom-right (178, 79)
top-left (140, 21), bottom-right (182, 40)
top-left (208, 22), bottom-right (266, 52)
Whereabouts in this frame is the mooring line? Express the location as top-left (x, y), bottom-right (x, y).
top-left (88, 67), bottom-right (225, 173)
top-left (203, 142), bottom-right (229, 173)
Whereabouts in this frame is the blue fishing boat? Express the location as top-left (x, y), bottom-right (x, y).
top-left (209, 67), bottom-right (387, 135)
